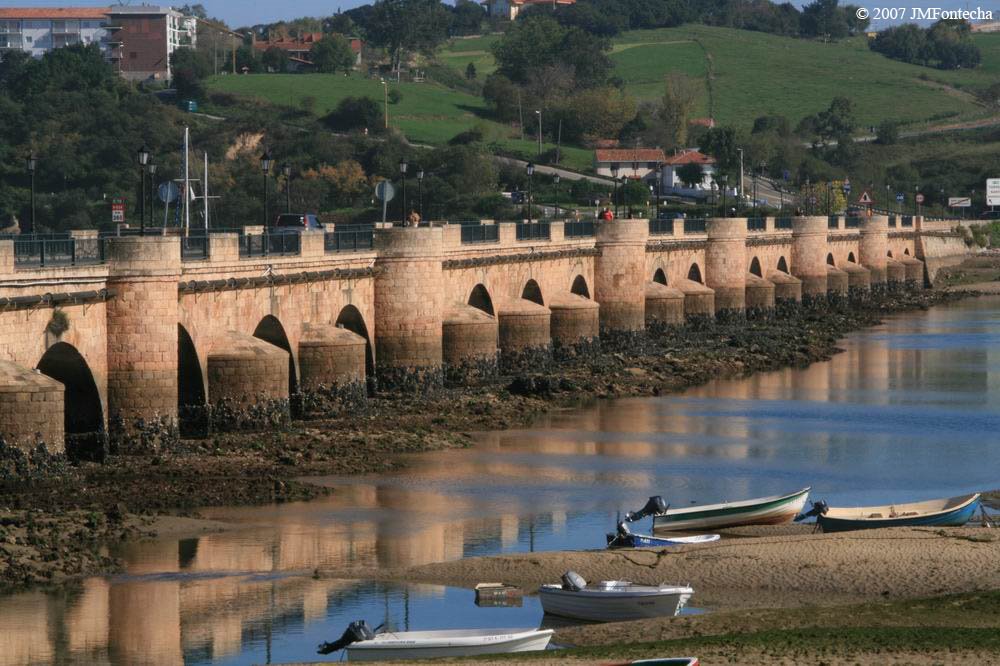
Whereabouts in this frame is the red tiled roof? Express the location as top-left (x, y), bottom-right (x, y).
top-left (690, 117), bottom-right (715, 128)
top-left (0, 7), bottom-right (111, 19)
top-left (254, 34), bottom-right (362, 54)
top-left (662, 150), bottom-right (715, 166)
top-left (595, 148), bottom-right (666, 163)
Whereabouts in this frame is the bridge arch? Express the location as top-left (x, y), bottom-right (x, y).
top-left (335, 305), bottom-right (374, 377)
top-left (887, 250), bottom-right (893, 258)
top-left (687, 263), bottom-right (703, 284)
top-left (826, 253), bottom-right (835, 266)
top-left (177, 324), bottom-right (206, 413)
top-left (570, 275), bottom-right (590, 298)
top-left (522, 279), bottom-right (544, 305)
top-left (253, 315), bottom-right (297, 396)
top-left (36, 342), bottom-right (102, 437)
top-left (776, 256), bottom-right (789, 274)
top-left (749, 257), bottom-right (762, 278)
top-left (848, 251), bottom-right (856, 263)
top-left (468, 284), bottom-right (495, 316)
top-left (652, 268), bottom-right (667, 285)
top-left (904, 248), bottom-right (910, 256)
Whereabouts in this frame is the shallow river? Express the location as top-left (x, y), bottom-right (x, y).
top-left (4, 296), bottom-right (1000, 665)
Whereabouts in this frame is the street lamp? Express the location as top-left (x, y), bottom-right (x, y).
top-left (147, 162), bottom-right (157, 228)
top-left (380, 79), bottom-right (389, 129)
top-left (720, 174), bottom-right (728, 217)
top-left (553, 173), bottom-right (560, 216)
top-left (915, 185), bottom-right (920, 216)
top-left (417, 167), bottom-right (424, 220)
top-left (534, 110), bottom-right (542, 156)
top-left (526, 162), bottom-right (534, 224)
top-left (137, 144), bottom-right (150, 233)
top-left (260, 150), bottom-right (273, 228)
top-left (399, 158), bottom-right (408, 226)
top-left (25, 153), bottom-right (36, 235)
top-left (281, 163), bottom-right (292, 214)
top-left (610, 163), bottom-right (620, 218)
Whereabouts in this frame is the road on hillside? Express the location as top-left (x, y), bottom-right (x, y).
top-left (496, 156), bottom-right (614, 186)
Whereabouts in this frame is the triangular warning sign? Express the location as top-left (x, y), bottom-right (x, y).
top-left (858, 191), bottom-right (873, 205)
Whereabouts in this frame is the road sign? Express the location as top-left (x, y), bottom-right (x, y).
top-left (158, 181), bottom-right (179, 203)
top-left (915, 193), bottom-right (925, 204)
top-left (988, 179), bottom-right (1000, 207)
top-left (842, 181), bottom-right (851, 194)
top-left (808, 196), bottom-right (817, 205)
top-left (111, 198), bottom-right (125, 223)
top-left (896, 193), bottom-right (905, 203)
top-left (857, 191), bottom-right (873, 205)
top-left (375, 180), bottom-right (396, 203)
top-left (949, 197), bottom-right (972, 208)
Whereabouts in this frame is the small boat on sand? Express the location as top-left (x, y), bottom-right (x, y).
top-left (607, 522), bottom-right (720, 549)
top-left (604, 659), bottom-right (700, 666)
top-left (799, 493), bottom-right (981, 533)
top-left (539, 571), bottom-right (693, 622)
top-left (318, 621), bottom-right (553, 661)
top-left (652, 488), bottom-right (811, 532)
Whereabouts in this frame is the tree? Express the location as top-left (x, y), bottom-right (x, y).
top-left (702, 126), bottom-right (741, 175)
top-left (465, 62), bottom-right (477, 80)
top-left (327, 13), bottom-right (356, 36)
top-left (492, 15), bottom-right (565, 84)
top-left (558, 86), bottom-right (636, 143)
top-left (800, 0), bottom-right (849, 39)
top-left (367, 0), bottom-right (451, 71)
top-left (752, 114), bottom-right (791, 137)
top-left (876, 120), bottom-right (899, 145)
top-left (451, 0), bottom-right (485, 35)
top-left (322, 97), bottom-right (383, 133)
top-left (312, 35), bottom-right (356, 74)
top-left (261, 46), bottom-right (289, 72)
top-left (658, 73), bottom-right (700, 148)
top-left (482, 73), bottom-right (520, 123)
top-left (676, 162), bottom-right (704, 189)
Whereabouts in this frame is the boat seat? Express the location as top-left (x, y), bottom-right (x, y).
top-left (868, 513), bottom-right (883, 519)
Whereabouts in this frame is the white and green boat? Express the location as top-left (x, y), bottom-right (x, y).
top-left (652, 487), bottom-right (811, 532)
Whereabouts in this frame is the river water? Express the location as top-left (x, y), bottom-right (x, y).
top-left (4, 296), bottom-right (1000, 665)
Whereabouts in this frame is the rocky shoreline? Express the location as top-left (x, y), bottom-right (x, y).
top-left (0, 287), bottom-right (981, 590)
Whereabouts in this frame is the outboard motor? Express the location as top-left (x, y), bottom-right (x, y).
top-left (561, 570), bottom-right (587, 591)
top-left (606, 520), bottom-right (633, 547)
top-left (794, 500), bottom-right (829, 522)
top-left (317, 620), bottom-right (376, 654)
top-left (617, 520), bottom-right (632, 537)
top-left (625, 496), bottom-right (668, 523)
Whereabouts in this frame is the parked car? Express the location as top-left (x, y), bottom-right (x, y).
top-left (271, 214), bottom-right (324, 232)
top-left (978, 210), bottom-right (1000, 220)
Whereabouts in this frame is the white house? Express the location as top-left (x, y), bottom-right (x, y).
top-left (660, 149), bottom-right (716, 196)
top-left (0, 7), bottom-right (111, 57)
top-left (482, 0), bottom-right (576, 21)
top-left (594, 148), bottom-right (667, 180)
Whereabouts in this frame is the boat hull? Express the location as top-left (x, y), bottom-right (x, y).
top-left (611, 534), bottom-right (720, 549)
top-left (539, 585), bottom-right (692, 622)
top-left (653, 488), bottom-right (810, 532)
top-left (346, 629), bottom-right (553, 661)
top-left (817, 495), bottom-right (980, 533)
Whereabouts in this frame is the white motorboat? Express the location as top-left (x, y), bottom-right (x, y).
top-left (318, 621), bottom-right (554, 661)
top-left (538, 572), bottom-right (693, 622)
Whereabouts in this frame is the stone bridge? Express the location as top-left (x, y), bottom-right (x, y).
top-left (0, 215), bottom-right (971, 451)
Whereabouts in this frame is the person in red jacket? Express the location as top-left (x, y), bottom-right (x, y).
top-left (599, 207), bottom-right (614, 221)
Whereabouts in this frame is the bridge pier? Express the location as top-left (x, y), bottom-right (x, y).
top-left (497, 299), bottom-right (551, 368)
top-left (745, 274), bottom-right (775, 311)
top-left (374, 227), bottom-right (444, 389)
top-left (442, 305), bottom-right (498, 380)
top-left (767, 271), bottom-right (802, 303)
top-left (207, 332), bottom-right (290, 406)
top-left (705, 218), bottom-right (747, 314)
top-left (298, 324), bottom-right (367, 392)
top-left (594, 219), bottom-right (648, 334)
top-left (860, 216), bottom-right (888, 286)
top-left (644, 283), bottom-right (685, 327)
top-left (792, 216), bottom-right (829, 299)
top-left (105, 236), bottom-right (180, 429)
top-left (548, 294), bottom-right (599, 350)
top-left (0, 360), bottom-right (64, 452)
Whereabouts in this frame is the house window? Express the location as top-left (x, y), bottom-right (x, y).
top-left (0, 20), bottom-right (22, 49)
top-left (647, 162), bottom-right (656, 169)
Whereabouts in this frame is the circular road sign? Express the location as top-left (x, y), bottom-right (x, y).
top-left (375, 180), bottom-right (396, 203)
top-left (915, 193), bottom-right (925, 204)
top-left (158, 181), bottom-right (179, 203)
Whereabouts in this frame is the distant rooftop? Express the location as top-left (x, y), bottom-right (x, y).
top-left (0, 7), bottom-right (111, 19)
top-left (106, 5), bottom-right (183, 17)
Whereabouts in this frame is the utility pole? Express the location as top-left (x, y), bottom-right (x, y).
top-left (737, 148), bottom-right (744, 205)
top-left (535, 110), bottom-right (542, 156)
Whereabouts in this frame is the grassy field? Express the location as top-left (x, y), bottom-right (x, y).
top-left (206, 72), bottom-right (594, 170)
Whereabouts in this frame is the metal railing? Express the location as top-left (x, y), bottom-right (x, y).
top-left (775, 217), bottom-right (793, 230)
top-left (460, 224), bottom-right (499, 244)
top-left (845, 216), bottom-right (862, 229)
top-left (239, 232), bottom-right (301, 258)
top-left (683, 218), bottom-right (706, 234)
top-left (13, 237), bottom-right (105, 268)
top-left (747, 217), bottom-right (766, 232)
top-left (888, 216), bottom-right (897, 228)
top-left (516, 222), bottom-right (550, 241)
top-left (564, 220), bottom-right (595, 238)
top-left (901, 216), bottom-right (913, 228)
top-left (181, 235), bottom-right (210, 261)
top-left (649, 218), bottom-right (675, 235)
top-left (325, 228), bottom-right (374, 252)
top-left (828, 215), bottom-right (840, 229)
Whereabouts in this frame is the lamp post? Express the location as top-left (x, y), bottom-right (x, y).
top-left (826, 181), bottom-right (833, 216)
top-left (915, 185), bottom-right (920, 216)
top-left (720, 174), bottom-right (728, 217)
top-left (260, 150), bottom-right (273, 228)
top-left (147, 162), bottom-right (157, 228)
top-left (137, 144), bottom-right (150, 234)
top-left (526, 162), bottom-right (534, 224)
top-left (534, 110), bottom-right (542, 156)
top-left (380, 79), bottom-right (389, 129)
top-left (886, 183), bottom-right (891, 214)
top-left (417, 167), bottom-right (424, 219)
top-left (25, 153), bottom-right (36, 235)
top-left (737, 147), bottom-right (744, 202)
top-left (399, 158), bottom-right (408, 226)
top-left (282, 163), bottom-right (292, 214)
top-left (610, 163), bottom-right (620, 218)
top-left (553, 173), bottom-right (560, 216)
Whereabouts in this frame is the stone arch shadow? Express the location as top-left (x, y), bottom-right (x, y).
top-left (178, 324), bottom-right (206, 412)
top-left (522, 279), bottom-right (544, 305)
top-left (254, 315), bottom-right (298, 396)
top-left (777, 256), bottom-right (789, 273)
top-left (468, 284), bottom-right (495, 316)
top-left (826, 253), bottom-right (836, 266)
top-left (336, 304), bottom-right (375, 377)
top-left (687, 263), bottom-right (703, 284)
top-left (570, 275), bottom-right (590, 298)
top-left (749, 257), bottom-right (762, 277)
top-left (652, 268), bottom-right (668, 285)
top-left (848, 251), bottom-right (857, 263)
top-left (36, 342), bottom-right (103, 438)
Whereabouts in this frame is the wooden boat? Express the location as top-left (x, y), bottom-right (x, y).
top-left (539, 572), bottom-right (693, 622)
top-left (652, 487), bottom-right (810, 532)
top-left (810, 493), bottom-right (981, 533)
top-left (604, 659), bottom-right (700, 666)
top-left (607, 528), bottom-right (720, 549)
top-left (319, 621), bottom-right (553, 661)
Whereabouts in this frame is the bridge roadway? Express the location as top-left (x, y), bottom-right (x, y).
top-left (0, 215), bottom-right (972, 451)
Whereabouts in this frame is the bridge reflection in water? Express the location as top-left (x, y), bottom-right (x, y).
top-left (2, 297), bottom-right (1000, 665)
